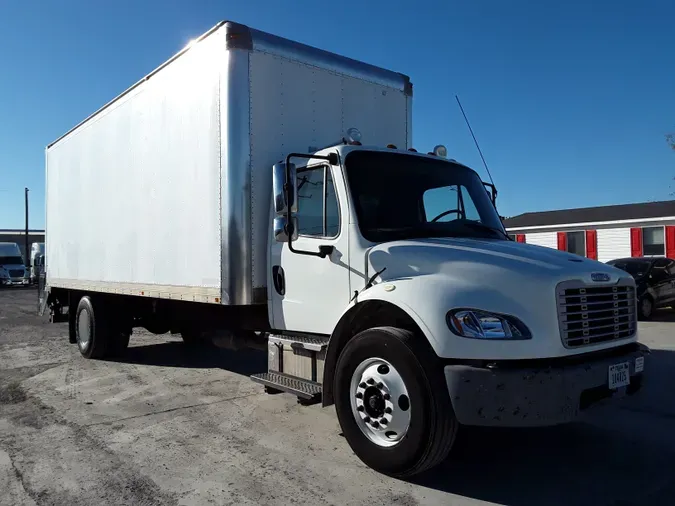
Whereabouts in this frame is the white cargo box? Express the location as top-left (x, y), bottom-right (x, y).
top-left (46, 21), bottom-right (411, 305)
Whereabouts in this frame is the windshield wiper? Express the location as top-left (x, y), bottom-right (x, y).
top-left (458, 221), bottom-right (509, 239)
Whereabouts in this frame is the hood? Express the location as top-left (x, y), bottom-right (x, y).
top-left (367, 237), bottom-right (626, 286)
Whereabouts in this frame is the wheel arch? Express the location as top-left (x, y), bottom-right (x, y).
top-left (322, 297), bottom-right (434, 407)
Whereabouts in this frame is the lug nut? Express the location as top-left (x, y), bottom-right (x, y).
top-left (385, 407), bottom-right (392, 414)
top-left (377, 382), bottom-right (384, 389)
top-left (363, 416), bottom-right (370, 423)
top-left (359, 382), bottom-right (366, 388)
top-left (383, 393), bottom-right (391, 401)
top-left (355, 392), bottom-right (363, 399)
top-left (380, 418), bottom-right (388, 425)
top-left (367, 378), bottom-right (375, 385)
top-left (357, 405), bottom-right (364, 412)
top-left (371, 421), bottom-right (380, 428)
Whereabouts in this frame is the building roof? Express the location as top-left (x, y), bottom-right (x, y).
top-left (503, 200), bottom-right (675, 229)
top-left (0, 229), bottom-right (45, 235)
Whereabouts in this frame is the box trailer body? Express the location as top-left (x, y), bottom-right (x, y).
top-left (45, 21), bottom-right (410, 306)
top-left (42, 21), bottom-right (649, 478)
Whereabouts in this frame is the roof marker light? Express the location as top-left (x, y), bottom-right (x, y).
top-left (433, 145), bottom-right (448, 158)
top-left (345, 127), bottom-right (362, 145)
top-left (408, 148), bottom-right (417, 152)
top-left (387, 144), bottom-right (397, 149)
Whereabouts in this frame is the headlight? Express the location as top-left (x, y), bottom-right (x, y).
top-left (446, 309), bottom-right (531, 340)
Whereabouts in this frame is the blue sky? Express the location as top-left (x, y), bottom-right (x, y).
top-left (0, 0), bottom-right (673, 229)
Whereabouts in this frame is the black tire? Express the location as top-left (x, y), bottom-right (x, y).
top-left (180, 328), bottom-right (204, 347)
top-left (75, 296), bottom-right (130, 359)
top-left (334, 326), bottom-right (458, 478)
top-left (108, 331), bottom-right (131, 357)
top-left (76, 296), bottom-right (108, 359)
top-left (638, 295), bottom-right (653, 321)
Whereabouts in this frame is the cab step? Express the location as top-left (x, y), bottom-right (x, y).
top-left (250, 372), bottom-right (322, 404)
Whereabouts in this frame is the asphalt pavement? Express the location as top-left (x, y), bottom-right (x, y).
top-left (1, 287), bottom-right (674, 506)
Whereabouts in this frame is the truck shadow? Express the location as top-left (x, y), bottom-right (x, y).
top-left (111, 342), bottom-right (267, 377)
top-left (409, 348), bottom-right (675, 506)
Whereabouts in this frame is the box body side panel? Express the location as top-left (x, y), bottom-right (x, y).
top-left (46, 31), bottom-right (225, 296)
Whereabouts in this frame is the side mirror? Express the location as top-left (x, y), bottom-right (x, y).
top-left (272, 162), bottom-right (298, 216)
top-left (483, 181), bottom-right (497, 207)
top-left (274, 216), bottom-right (298, 243)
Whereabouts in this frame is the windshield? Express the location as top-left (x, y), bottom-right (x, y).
top-left (344, 150), bottom-right (506, 243)
top-left (0, 256), bottom-right (24, 266)
top-left (608, 259), bottom-right (651, 278)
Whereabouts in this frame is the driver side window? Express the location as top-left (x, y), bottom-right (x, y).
top-left (423, 185), bottom-right (480, 222)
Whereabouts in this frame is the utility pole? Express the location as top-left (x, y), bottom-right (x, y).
top-left (24, 187), bottom-right (29, 267)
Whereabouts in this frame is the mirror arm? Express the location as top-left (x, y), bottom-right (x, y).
top-left (284, 152), bottom-right (339, 259)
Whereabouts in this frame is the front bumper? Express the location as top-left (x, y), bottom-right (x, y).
top-left (0, 278), bottom-right (29, 286)
top-left (444, 343), bottom-right (649, 427)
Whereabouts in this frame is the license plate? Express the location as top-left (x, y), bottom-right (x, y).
top-left (608, 362), bottom-right (630, 389)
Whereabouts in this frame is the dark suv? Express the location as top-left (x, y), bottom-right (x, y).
top-left (607, 257), bottom-right (675, 320)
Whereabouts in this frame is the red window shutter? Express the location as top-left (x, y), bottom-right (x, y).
top-left (585, 230), bottom-right (597, 260)
top-left (516, 234), bottom-right (526, 243)
top-left (630, 228), bottom-right (643, 257)
top-left (557, 232), bottom-right (567, 251)
top-left (666, 226), bottom-right (675, 259)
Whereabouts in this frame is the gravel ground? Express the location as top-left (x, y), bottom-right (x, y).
top-left (1, 287), bottom-right (675, 506)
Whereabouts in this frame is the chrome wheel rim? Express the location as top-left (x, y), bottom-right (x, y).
top-left (350, 357), bottom-right (410, 448)
top-left (77, 309), bottom-right (90, 351)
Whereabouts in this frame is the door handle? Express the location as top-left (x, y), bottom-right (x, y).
top-left (272, 265), bottom-right (285, 296)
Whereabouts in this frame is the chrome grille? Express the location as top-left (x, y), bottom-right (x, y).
top-left (557, 280), bottom-right (637, 348)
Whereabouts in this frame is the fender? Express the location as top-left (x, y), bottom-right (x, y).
top-left (321, 278), bottom-right (438, 406)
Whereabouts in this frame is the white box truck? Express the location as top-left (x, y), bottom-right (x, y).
top-left (41, 21), bottom-right (648, 477)
top-left (29, 241), bottom-right (45, 284)
top-left (0, 242), bottom-right (29, 286)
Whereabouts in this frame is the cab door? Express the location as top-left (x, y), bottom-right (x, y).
top-left (269, 163), bottom-right (351, 335)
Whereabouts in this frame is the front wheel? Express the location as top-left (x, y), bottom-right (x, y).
top-left (334, 327), bottom-right (458, 477)
top-left (638, 296), bottom-right (653, 320)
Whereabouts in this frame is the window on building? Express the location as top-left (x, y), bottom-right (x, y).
top-left (642, 226), bottom-right (665, 256)
top-left (296, 165), bottom-right (340, 237)
top-left (566, 231), bottom-right (586, 256)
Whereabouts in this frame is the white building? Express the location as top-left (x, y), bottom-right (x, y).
top-left (503, 200), bottom-right (675, 262)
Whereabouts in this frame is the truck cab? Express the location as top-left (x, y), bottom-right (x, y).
top-left (0, 242), bottom-right (29, 286)
top-left (258, 134), bottom-right (647, 474)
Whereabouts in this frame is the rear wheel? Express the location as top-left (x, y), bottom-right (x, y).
top-left (180, 328), bottom-right (205, 347)
top-left (76, 296), bottom-right (130, 359)
top-left (334, 326), bottom-right (458, 477)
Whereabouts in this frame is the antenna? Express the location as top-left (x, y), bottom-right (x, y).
top-left (455, 95), bottom-right (495, 187)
